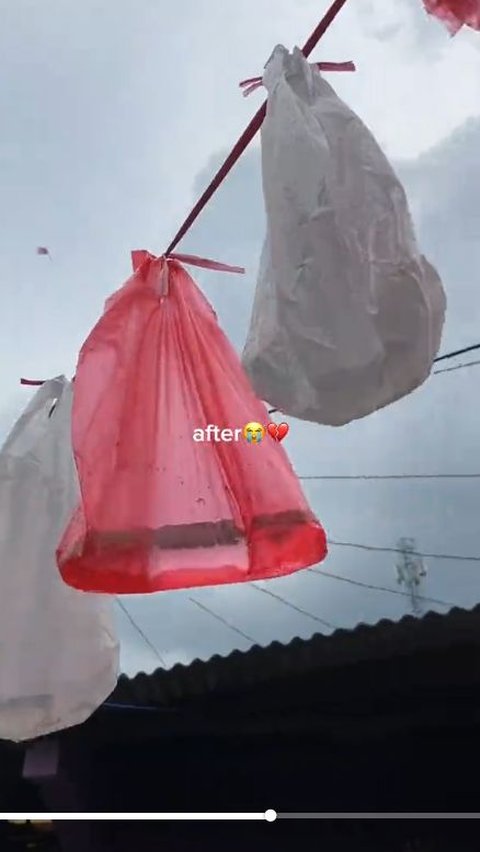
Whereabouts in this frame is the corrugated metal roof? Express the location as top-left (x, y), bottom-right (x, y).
top-left (111, 602), bottom-right (480, 708)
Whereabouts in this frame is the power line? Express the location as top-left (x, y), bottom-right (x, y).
top-left (251, 582), bottom-right (337, 629)
top-left (267, 341), bottom-right (480, 414)
top-left (434, 342), bottom-right (480, 363)
top-left (299, 473), bottom-right (480, 481)
top-left (434, 358), bottom-right (480, 376)
top-left (115, 597), bottom-right (166, 668)
top-left (116, 541), bottom-right (478, 671)
top-left (309, 568), bottom-right (459, 610)
top-left (328, 539), bottom-right (480, 563)
top-left (189, 597), bottom-right (259, 645)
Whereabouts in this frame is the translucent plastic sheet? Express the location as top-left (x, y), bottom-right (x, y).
top-left (0, 378), bottom-right (118, 741)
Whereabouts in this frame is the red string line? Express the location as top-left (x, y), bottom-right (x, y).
top-left (164, 0), bottom-right (351, 255)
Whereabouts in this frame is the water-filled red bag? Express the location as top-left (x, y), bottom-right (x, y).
top-left (57, 251), bottom-right (327, 593)
top-left (423, 0), bottom-right (480, 33)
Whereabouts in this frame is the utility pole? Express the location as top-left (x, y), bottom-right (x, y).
top-left (396, 537), bottom-right (427, 616)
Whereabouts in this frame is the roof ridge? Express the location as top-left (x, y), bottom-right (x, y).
top-left (111, 602), bottom-right (480, 707)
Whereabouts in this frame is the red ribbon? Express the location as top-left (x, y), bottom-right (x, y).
top-left (167, 253), bottom-right (244, 274)
top-left (240, 60), bottom-right (356, 97)
top-left (132, 250), bottom-right (245, 275)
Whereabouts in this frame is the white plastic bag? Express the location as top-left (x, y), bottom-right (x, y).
top-left (0, 377), bottom-right (119, 742)
top-left (242, 45), bottom-right (446, 426)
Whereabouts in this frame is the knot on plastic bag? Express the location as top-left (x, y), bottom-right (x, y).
top-left (239, 60), bottom-right (355, 97)
top-left (157, 256), bottom-right (170, 297)
top-left (130, 252), bottom-right (245, 301)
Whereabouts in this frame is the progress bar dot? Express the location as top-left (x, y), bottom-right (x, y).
top-left (265, 810), bottom-right (277, 822)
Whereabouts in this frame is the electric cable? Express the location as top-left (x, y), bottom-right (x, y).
top-left (115, 597), bottom-right (167, 667)
top-left (189, 596), bottom-right (259, 645)
top-left (434, 358), bottom-right (480, 376)
top-left (251, 582), bottom-right (337, 629)
top-left (309, 568), bottom-right (459, 609)
top-left (328, 539), bottom-right (480, 562)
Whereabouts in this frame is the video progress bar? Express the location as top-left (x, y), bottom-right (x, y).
top-left (277, 813), bottom-right (480, 819)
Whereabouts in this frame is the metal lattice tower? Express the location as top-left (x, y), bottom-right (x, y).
top-left (396, 537), bottom-right (427, 616)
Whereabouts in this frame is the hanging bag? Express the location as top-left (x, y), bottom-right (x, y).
top-left (242, 46), bottom-right (446, 426)
top-left (57, 252), bottom-right (327, 594)
top-left (423, 0), bottom-right (480, 33)
top-left (0, 378), bottom-right (119, 742)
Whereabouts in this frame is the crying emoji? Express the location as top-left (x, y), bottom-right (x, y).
top-left (243, 422), bottom-right (265, 445)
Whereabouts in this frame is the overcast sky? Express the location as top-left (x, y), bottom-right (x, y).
top-left (1, 0), bottom-right (480, 677)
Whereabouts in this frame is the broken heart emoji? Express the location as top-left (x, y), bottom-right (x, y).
top-left (267, 422), bottom-right (289, 442)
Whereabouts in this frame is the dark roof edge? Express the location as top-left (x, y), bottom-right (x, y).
top-left (112, 602), bottom-right (480, 707)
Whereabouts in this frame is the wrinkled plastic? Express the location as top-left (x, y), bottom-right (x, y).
top-left (242, 46), bottom-right (446, 427)
top-left (0, 378), bottom-right (119, 742)
top-left (423, 0), bottom-right (480, 33)
top-left (57, 252), bottom-right (327, 594)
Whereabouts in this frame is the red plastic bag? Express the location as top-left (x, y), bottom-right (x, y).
top-left (423, 0), bottom-right (480, 33)
top-left (57, 251), bottom-right (327, 593)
